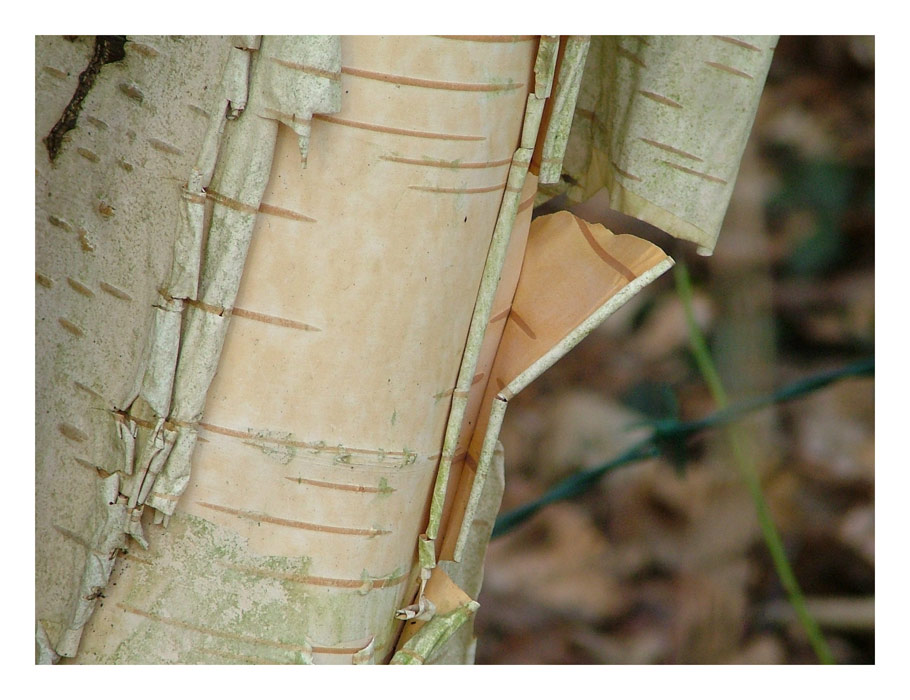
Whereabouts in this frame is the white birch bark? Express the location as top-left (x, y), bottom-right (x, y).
top-left (36, 34), bottom-right (771, 664)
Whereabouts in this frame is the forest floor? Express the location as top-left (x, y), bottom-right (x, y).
top-left (475, 35), bottom-right (875, 665)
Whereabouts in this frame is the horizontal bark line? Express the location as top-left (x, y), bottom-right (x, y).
top-left (206, 188), bottom-right (321, 228)
top-left (128, 41), bottom-right (160, 58)
top-left (507, 308), bottom-right (538, 339)
top-left (639, 137), bottom-right (703, 162)
top-left (341, 65), bottom-right (524, 92)
top-left (58, 422), bottom-right (88, 441)
top-left (283, 475), bottom-right (395, 493)
top-left (617, 46), bottom-right (647, 68)
top-left (712, 35), bottom-right (763, 52)
top-left (77, 147), bottom-right (100, 162)
top-left (435, 35), bottom-right (537, 43)
top-left (434, 371), bottom-right (486, 399)
top-left (704, 60), bottom-right (755, 79)
top-left (517, 194), bottom-right (536, 213)
top-left (314, 114), bottom-right (485, 141)
top-left (408, 181), bottom-right (507, 194)
top-left (638, 89), bottom-right (683, 109)
top-left (661, 160), bottom-right (729, 184)
top-left (575, 218), bottom-right (638, 281)
top-left (257, 201), bottom-right (317, 223)
top-left (67, 277), bottom-right (95, 297)
top-left (114, 411), bottom-right (177, 433)
top-left (205, 188), bottom-right (259, 215)
top-left (42, 65), bottom-right (68, 79)
top-left (36, 272), bottom-right (54, 288)
top-left (53, 523), bottom-right (92, 550)
top-left (196, 421), bottom-right (429, 460)
top-left (85, 115), bottom-right (110, 129)
top-left (74, 456), bottom-right (112, 477)
top-left (380, 154), bottom-right (513, 169)
top-left (488, 308), bottom-right (510, 324)
top-left (148, 138), bottom-right (183, 156)
top-left (260, 107), bottom-right (311, 126)
top-left (58, 318), bottom-right (85, 337)
top-left (267, 56), bottom-right (341, 81)
top-left (182, 298), bottom-right (321, 332)
top-left (196, 500), bottom-right (392, 536)
top-left (231, 306), bottom-right (322, 332)
top-left (100, 281), bottom-right (133, 300)
top-left (73, 380), bottom-right (105, 401)
top-left (611, 160), bottom-right (642, 182)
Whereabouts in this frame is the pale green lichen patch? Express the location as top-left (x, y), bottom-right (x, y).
top-left (80, 508), bottom-right (414, 663)
top-left (304, 587), bottom-right (400, 654)
top-left (96, 512), bottom-right (320, 663)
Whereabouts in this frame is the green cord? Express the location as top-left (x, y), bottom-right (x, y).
top-left (491, 260), bottom-right (872, 664)
top-left (493, 356), bottom-right (872, 539)
top-left (674, 260), bottom-right (835, 665)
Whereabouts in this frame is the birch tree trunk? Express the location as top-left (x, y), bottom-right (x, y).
top-left (35, 35), bottom-right (772, 664)
top-left (37, 34), bottom-right (541, 664)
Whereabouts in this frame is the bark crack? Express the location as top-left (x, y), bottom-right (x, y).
top-left (43, 36), bottom-right (127, 162)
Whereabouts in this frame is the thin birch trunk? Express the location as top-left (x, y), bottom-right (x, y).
top-left (36, 34), bottom-right (770, 664)
top-left (38, 35), bottom-right (542, 664)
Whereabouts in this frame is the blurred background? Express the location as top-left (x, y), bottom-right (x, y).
top-left (475, 36), bottom-right (874, 664)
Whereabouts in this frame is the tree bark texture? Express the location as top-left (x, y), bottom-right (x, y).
top-left (36, 35), bottom-right (770, 664)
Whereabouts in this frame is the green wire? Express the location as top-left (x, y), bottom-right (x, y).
top-left (493, 349), bottom-right (872, 542)
top-left (674, 260), bottom-right (835, 665)
top-left (490, 262), bottom-right (874, 664)
top-left (491, 262), bottom-right (873, 664)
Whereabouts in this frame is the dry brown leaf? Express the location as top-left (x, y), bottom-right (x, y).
top-left (485, 503), bottom-right (632, 622)
top-left (793, 376), bottom-right (874, 484)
